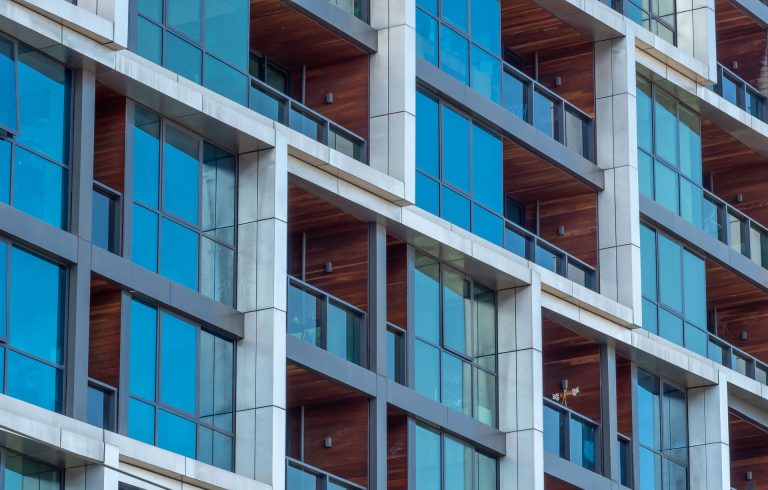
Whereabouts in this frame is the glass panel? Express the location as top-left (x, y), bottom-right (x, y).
top-left (643, 298), bottom-right (658, 335)
top-left (5, 451), bottom-right (60, 489)
top-left (504, 224), bottom-right (530, 259)
top-left (415, 425), bottom-right (441, 490)
top-left (201, 143), bottom-right (235, 236)
top-left (138, 0), bottom-right (162, 21)
top-left (265, 65), bottom-right (288, 94)
top-left (416, 172), bottom-right (440, 216)
top-left (756, 364), bottom-right (768, 385)
top-left (444, 437), bottom-right (472, 490)
top-left (327, 301), bottom-right (362, 365)
top-left (441, 352), bottom-right (471, 416)
top-left (684, 323), bottom-right (707, 357)
top-left (533, 90), bottom-right (555, 137)
top-left (619, 437), bottom-right (632, 487)
top-left (287, 463), bottom-right (321, 490)
top-left (164, 32), bottom-right (202, 84)
top-left (6, 351), bottom-right (61, 412)
top-left (663, 458), bottom-right (688, 490)
top-left (200, 331), bottom-right (234, 431)
top-left (204, 55), bottom-right (247, 105)
top-left (87, 385), bottom-right (107, 429)
top-left (474, 368), bottom-right (496, 426)
top-left (9, 246), bottom-right (64, 364)
top-left (654, 161), bottom-right (679, 215)
top-left (441, 186), bottom-right (470, 231)
top-left (470, 46), bottom-right (500, 104)
top-left (328, 127), bottom-right (360, 161)
top-left (658, 308), bottom-right (683, 345)
top-left (92, 189), bottom-right (118, 253)
top-left (129, 300), bottom-right (158, 401)
top-left (472, 123), bottom-right (502, 213)
top-left (132, 205), bottom-right (158, 272)
top-left (160, 218), bottom-right (199, 290)
top-left (683, 251), bottom-right (706, 328)
top-left (198, 426), bottom-right (233, 470)
top-left (0, 36), bottom-right (16, 131)
top-left (167, 0), bottom-right (202, 41)
top-left (746, 89), bottom-right (763, 119)
top-left (678, 105), bottom-right (701, 183)
top-left (728, 211), bottom-right (744, 254)
top-left (164, 125), bottom-right (200, 224)
top-left (474, 285), bottom-right (496, 371)
top-left (639, 446), bottom-right (662, 490)
top-left (565, 109), bottom-right (586, 156)
top-left (12, 148), bottom-right (67, 229)
top-left (200, 237), bottom-right (235, 305)
top-left (733, 351), bottom-right (749, 376)
top-left (442, 106), bottom-right (470, 192)
top-left (386, 328), bottom-right (405, 383)
top-left (0, 139), bottom-right (9, 204)
top-left (160, 312), bottom-right (197, 414)
top-left (17, 46), bottom-right (69, 163)
top-left (128, 397), bottom-right (155, 444)
top-left (641, 224), bottom-right (657, 300)
top-left (415, 339), bottom-right (441, 402)
top-left (472, 204), bottom-right (503, 245)
top-left (443, 268), bottom-right (471, 356)
top-left (637, 77), bottom-right (653, 152)
top-left (638, 369), bottom-right (661, 450)
top-left (443, 0), bottom-right (468, 31)
top-left (416, 10), bottom-right (439, 66)
top-left (639, 150), bottom-right (654, 198)
top-left (0, 244), bottom-right (4, 338)
top-left (543, 404), bottom-right (565, 458)
top-left (702, 196), bottom-right (721, 240)
top-left (476, 452), bottom-right (497, 490)
top-left (415, 253), bottom-right (440, 343)
top-left (287, 283), bottom-right (322, 347)
top-left (502, 71), bottom-right (527, 120)
top-left (707, 340), bottom-right (726, 366)
top-left (250, 82), bottom-right (285, 122)
top-left (680, 179), bottom-right (702, 228)
top-left (654, 90), bottom-right (678, 168)
top-left (416, 91), bottom-right (440, 176)
top-left (750, 225), bottom-right (766, 267)
top-left (136, 17), bottom-right (162, 65)
top-left (720, 74), bottom-right (738, 106)
top-left (133, 106), bottom-right (161, 208)
top-left (567, 261), bottom-right (592, 289)
top-left (658, 234), bottom-right (682, 312)
top-left (205, 0), bottom-right (249, 69)
top-left (570, 417), bottom-right (596, 471)
top-left (471, 0), bottom-right (500, 54)
top-left (440, 25), bottom-right (469, 84)
top-left (157, 409), bottom-right (196, 458)
top-left (662, 385), bottom-right (688, 463)
top-left (329, 0), bottom-right (360, 17)
top-left (289, 107), bottom-right (322, 141)
top-left (535, 244), bottom-right (559, 272)
top-left (418, 0), bottom-right (437, 15)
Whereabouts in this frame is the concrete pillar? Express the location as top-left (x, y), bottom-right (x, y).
top-left (235, 132), bottom-right (288, 488)
top-left (676, 0), bottom-right (717, 78)
top-left (595, 36), bottom-right (643, 326)
top-left (369, 0), bottom-right (416, 202)
top-left (687, 378), bottom-right (730, 490)
top-left (498, 273), bottom-right (544, 490)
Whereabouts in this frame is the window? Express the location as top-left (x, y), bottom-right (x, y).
top-left (4, 450), bottom-right (61, 489)
top-left (416, 90), bottom-right (503, 245)
top-left (413, 252), bottom-right (498, 427)
top-left (640, 225), bottom-right (707, 357)
top-left (637, 369), bottom-right (688, 490)
top-left (637, 76), bottom-right (702, 228)
top-left (0, 35), bottom-right (70, 230)
top-left (93, 184), bottom-right (121, 254)
top-left (249, 52), bottom-right (290, 95)
top-left (133, 0), bottom-right (250, 104)
top-left (0, 241), bottom-right (65, 413)
top-left (624, 0), bottom-right (676, 44)
top-left (131, 105), bottom-right (236, 306)
top-left (127, 299), bottom-right (235, 470)
top-left (415, 423), bottom-right (498, 490)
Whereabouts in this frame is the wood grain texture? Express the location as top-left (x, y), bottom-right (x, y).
top-left (89, 276), bottom-right (121, 387)
top-left (545, 475), bottom-right (581, 489)
top-left (617, 355), bottom-right (633, 437)
top-left (715, 0), bottom-right (767, 90)
top-left (729, 412), bottom-right (768, 490)
top-left (287, 362), bottom-right (367, 407)
top-left (387, 408), bottom-right (408, 490)
top-left (387, 238), bottom-right (408, 329)
top-left (94, 83), bottom-right (126, 194)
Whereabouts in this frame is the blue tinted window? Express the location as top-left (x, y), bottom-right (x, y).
top-left (158, 410), bottom-right (196, 458)
top-left (168, 0), bottom-right (202, 41)
top-left (471, 124), bottom-right (502, 213)
top-left (534, 91), bottom-right (555, 136)
top-left (200, 238), bottom-right (235, 306)
top-left (471, 0), bottom-right (500, 54)
top-left (443, 0), bottom-right (468, 32)
top-left (637, 370), bottom-right (661, 450)
top-left (416, 11), bottom-right (439, 66)
top-left (639, 150), bottom-right (654, 199)
top-left (415, 425), bottom-right (441, 490)
top-left (640, 225), bottom-right (657, 300)
top-left (443, 269), bottom-right (470, 355)
top-left (13, 148), bottom-right (67, 229)
top-left (441, 186), bottom-right (470, 230)
top-left (165, 32), bottom-right (202, 84)
top-left (132, 205), bottom-right (159, 272)
top-left (683, 251), bottom-right (705, 328)
top-left (133, 107), bottom-right (161, 208)
top-left (445, 437), bottom-right (471, 489)
top-left (200, 331), bottom-right (234, 431)
top-left (17, 47), bottom-right (69, 163)
top-left (440, 25), bottom-right (469, 85)
top-left (0, 37), bottom-right (16, 131)
top-left (202, 141), bottom-right (235, 244)
top-left (128, 398), bottom-right (155, 444)
top-left (0, 139), bottom-right (9, 204)
top-left (470, 46), bottom-right (500, 104)
top-left (204, 55), bottom-right (247, 105)
top-left (684, 323), bottom-right (707, 357)
top-left (7, 351), bottom-right (61, 412)
top-left (199, 426), bottom-right (233, 470)
top-left (138, 0), bottom-right (162, 21)
top-left (417, 0), bottom-right (438, 15)
top-left (680, 178), bottom-right (702, 228)
top-left (502, 72), bottom-right (527, 120)
top-left (678, 106), bottom-right (701, 183)
top-left (442, 107), bottom-right (469, 192)
top-left (654, 90), bottom-right (677, 166)
top-left (0, 244), bottom-right (4, 338)
top-left (160, 218), bottom-right (199, 289)
top-left (415, 253), bottom-right (440, 343)
top-left (442, 352), bottom-right (471, 416)
top-left (136, 17), bottom-right (162, 65)
top-left (415, 339), bottom-right (440, 401)
top-left (643, 299), bottom-right (658, 334)
top-left (10, 247), bottom-right (64, 364)
top-left (654, 161), bottom-right (678, 214)
top-left (416, 91), bottom-right (439, 176)
top-left (472, 204), bottom-right (503, 245)
top-left (160, 313), bottom-right (197, 413)
top-left (163, 125), bottom-right (200, 224)
top-left (416, 172), bottom-right (440, 216)
top-left (658, 235), bottom-right (682, 312)
top-left (637, 79), bottom-right (653, 152)
top-left (658, 308), bottom-right (683, 345)
top-left (205, 0), bottom-right (249, 70)
top-left (130, 300), bottom-right (157, 401)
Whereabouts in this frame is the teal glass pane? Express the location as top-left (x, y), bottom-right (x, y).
top-left (250, 81), bottom-right (284, 122)
top-left (204, 55), bottom-right (247, 105)
top-left (287, 283), bottom-right (322, 347)
top-left (416, 172), bottom-right (440, 216)
top-left (443, 0), bottom-right (468, 32)
top-left (9, 246), bottom-right (64, 364)
top-left (702, 197), bottom-right (721, 240)
top-left (654, 89), bottom-right (678, 167)
top-left (472, 204), bottom-right (503, 245)
top-left (164, 32), bottom-right (202, 84)
top-left (637, 369), bottom-right (661, 450)
top-left (287, 463), bottom-right (321, 490)
top-left (92, 189), bottom-right (117, 253)
top-left (0, 36), bottom-right (16, 131)
top-left (415, 253), bottom-right (440, 343)
top-left (502, 72), bottom-right (527, 120)
top-left (680, 178), bottom-right (702, 228)
top-left (678, 105), bottom-right (701, 183)
top-left (417, 0), bottom-right (438, 15)
top-left (638, 446), bottom-right (662, 490)
top-left (658, 234), bottom-right (683, 312)
top-left (721, 74), bottom-right (738, 106)
top-left (637, 77), bottom-right (653, 152)
top-left (662, 385), bottom-right (688, 463)
top-left (642, 298), bottom-right (658, 335)
top-left (640, 225), bottom-right (657, 299)
top-left (654, 160), bottom-right (679, 214)
top-left (17, 46), bottom-right (69, 164)
top-left (476, 452), bottom-right (497, 490)
top-left (129, 299), bottom-right (157, 400)
top-left (544, 404), bottom-right (565, 457)
top-left (639, 150), bottom-right (654, 199)
top-left (200, 331), bottom-right (234, 431)
top-left (533, 90), bottom-right (555, 137)
top-left (663, 458), bottom-right (688, 490)
top-left (201, 142), bottom-right (235, 244)
top-left (160, 218), bottom-right (199, 290)
top-left (133, 106), bottom-right (161, 208)
top-left (470, 46), bottom-right (500, 104)
top-left (416, 10), bottom-right (439, 66)
top-left (441, 186), bottom-right (470, 230)
top-left (570, 417), bottom-right (596, 471)
top-left (138, 0), bottom-right (163, 21)
top-left (128, 397), bottom-right (155, 444)
top-left (471, 0), bottom-right (500, 54)
top-left (440, 25), bottom-right (469, 85)
top-left (443, 268), bottom-right (470, 355)
top-left (0, 244), bottom-right (4, 338)
top-left (132, 204), bottom-right (158, 272)
top-left (682, 251), bottom-right (706, 328)
top-left (136, 17), bottom-right (162, 65)
top-left (471, 123), bottom-right (502, 212)
top-left (442, 352), bottom-right (471, 416)
top-left (415, 425), bottom-right (441, 490)
top-left (205, 0), bottom-right (249, 70)
top-left (504, 223), bottom-right (529, 259)
top-left (160, 312), bottom-right (198, 414)
top-left (200, 238), bottom-right (235, 306)
top-left (474, 368), bottom-right (496, 426)
top-left (168, 0), bottom-right (202, 41)
top-left (327, 301), bottom-right (362, 365)
top-left (6, 351), bottom-right (61, 412)
top-left (163, 125), bottom-right (199, 224)
top-left (414, 339), bottom-right (440, 401)
top-left (157, 409), bottom-right (196, 458)
top-left (198, 426), bottom-right (233, 470)
top-left (416, 91), bottom-right (439, 176)
top-left (684, 323), bottom-right (707, 357)
top-left (474, 285), bottom-right (496, 371)
top-left (13, 147), bottom-right (67, 229)
top-left (444, 437), bottom-right (472, 490)
top-left (658, 308), bottom-right (683, 345)
top-left (0, 139), bottom-right (9, 204)
top-left (442, 106), bottom-right (470, 192)
top-left (289, 107), bottom-right (321, 140)
top-left (5, 451), bottom-right (60, 489)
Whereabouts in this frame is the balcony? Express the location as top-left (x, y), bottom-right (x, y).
top-left (543, 398), bottom-right (599, 473)
top-left (702, 189), bottom-right (768, 269)
top-left (287, 457), bottom-right (366, 490)
top-left (710, 63), bottom-right (766, 121)
top-left (707, 332), bottom-right (768, 384)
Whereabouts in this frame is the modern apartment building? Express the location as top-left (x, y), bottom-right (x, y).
top-left (1, 0), bottom-right (768, 488)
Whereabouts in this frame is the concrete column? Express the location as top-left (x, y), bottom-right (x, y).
top-left (676, 0), bottom-right (717, 78)
top-left (599, 344), bottom-right (619, 481)
top-left (368, 221), bottom-right (388, 490)
top-left (687, 378), bottom-right (730, 490)
top-left (369, 0), bottom-right (416, 202)
top-left (595, 36), bottom-right (643, 326)
top-left (235, 132), bottom-right (288, 488)
top-left (498, 273), bottom-right (544, 490)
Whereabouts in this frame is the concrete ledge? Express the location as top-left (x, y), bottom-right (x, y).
top-left (11, 0), bottom-right (117, 46)
top-left (285, 0), bottom-right (377, 53)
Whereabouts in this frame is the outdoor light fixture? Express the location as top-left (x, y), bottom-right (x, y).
top-left (557, 225), bottom-right (566, 236)
top-left (561, 379), bottom-right (568, 390)
top-left (325, 262), bottom-right (333, 273)
top-left (325, 92), bottom-right (334, 104)
top-left (741, 330), bottom-right (749, 341)
top-left (554, 76), bottom-right (562, 86)
top-left (746, 471), bottom-right (753, 480)
top-left (737, 193), bottom-right (744, 203)
top-left (324, 437), bottom-right (333, 448)
top-left (732, 60), bottom-right (740, 70)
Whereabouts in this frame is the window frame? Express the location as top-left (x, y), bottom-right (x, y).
top-left (93, 181), bottom-right (123, 255)
top-left (623, 0), bottom-right (677, 45)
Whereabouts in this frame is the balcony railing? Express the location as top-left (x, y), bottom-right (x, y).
top-left (708, 332), bottom-right (768, 385)
top-left (502, 63), bottom-right (595, 161)
top-left (702, 189), bottom-right (768, 269)
top-left (328, 0), bottom-right (368, 22)
top-left (287, 457), bottom-right (366, 490)
top-left (249, 77), bottom-right (367, 163)
top-left (504, 219), bottom-right (597, 290)
top-left (543, 399), bottom-right (600, 473)
top-left (386, 322), bottom-right (406, 385)
top-left (710, 63), bottom-right (766, 121)
top-left (287, 277), bottom-right (367, 367)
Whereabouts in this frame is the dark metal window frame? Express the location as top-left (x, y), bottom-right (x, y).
top-left (621, 0), bottom-right (677, 45)
top-left (386, 322), bottom-right (406, 385)
top-left (87, 378), bottom-right (118, 431)
top-left (93, 181), bottom-right (123, 255)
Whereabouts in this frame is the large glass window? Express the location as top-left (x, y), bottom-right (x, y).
top-left (131, 105), bottom-right (236, 306)
top-left (637, 369), bottom-right (688, 489)
top-left (413, 252), bottom-right (498, 427)
top-left (416, 90), bottom-right (504, 245)
top-left (4, 450), bottom-right (61, 489)
top-left (127, 299), bottom-right (234, 469)
top-left (624, 0), bottom-right (676, 44)
top-left (0, 36), bottom-right (70, 230)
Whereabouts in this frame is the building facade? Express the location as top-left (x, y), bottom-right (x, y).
top-left (0, 0), bottom-right (766, 488)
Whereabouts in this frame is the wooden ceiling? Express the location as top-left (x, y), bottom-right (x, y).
top-left (730, 412), bottom-right (768, 490)
top-left (287, 362), bottom-right (368, 407)
top-left (715, 0), bottom-right (766, 89)
top-left (545, 474), bottom-right (581, 489)
top-left (501, 0), bottom-right (588, 56)
top-left (288, 184), bottom-right (366, 235)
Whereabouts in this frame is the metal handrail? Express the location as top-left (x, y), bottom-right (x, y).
top-left (707, 331), bottom-right (768, 383)
top-left (289, 276), bottom-right (367, 317)
top-left (543, 398), bottom-right (600, 428)
top-left (286, 457), bottom-right (367, 490)
top-left (703, 188), bottom-right (768, 267)
top-left (711, 62), bottom-right (766, 121)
